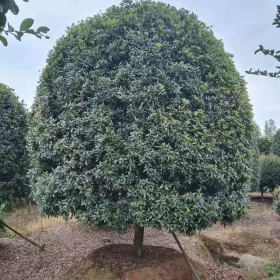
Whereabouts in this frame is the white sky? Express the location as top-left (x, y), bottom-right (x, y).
top-left (1, 0), bottom-right (279, 132)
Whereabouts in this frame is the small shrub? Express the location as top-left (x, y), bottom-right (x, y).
top-left (265, 263), bottom-right (280, 279)
top-left (227, 260), bottom-right (245, 269)
top-left (260, 155), bottom-right (280, 195)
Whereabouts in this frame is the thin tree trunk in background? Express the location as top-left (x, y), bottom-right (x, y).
top-left (172, 232), bottom-right (200, 280)
top-left (133, 224), bottom-right (144, 257)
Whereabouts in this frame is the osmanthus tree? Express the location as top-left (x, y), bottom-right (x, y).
top-left (29, 0), bottom-right (254, 257)
top-left (246, 5), bottom-right (280, 78)
top-left (0, 0), bottom-right (50, 46)
top-left (0, 83), bottom-right (29, 207)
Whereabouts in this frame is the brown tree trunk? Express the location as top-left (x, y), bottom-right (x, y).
top-left (133, 224), bottom-right (144, 257)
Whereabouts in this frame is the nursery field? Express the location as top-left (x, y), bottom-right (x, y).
top-left (0, 195), bottom-right (279, 280)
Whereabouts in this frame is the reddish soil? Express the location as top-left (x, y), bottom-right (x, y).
top-left (68, 244), bottom-right (208, 280)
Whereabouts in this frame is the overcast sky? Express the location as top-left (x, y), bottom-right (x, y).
top-left (1, 0), bottom-right (279, 132)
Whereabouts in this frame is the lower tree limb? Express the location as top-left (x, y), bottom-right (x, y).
top-left (172, 231), bottom-right (200, 280)
top-left (1, 221), bottom-right (44, 251)
top-left (133, 224), bottom-right (144, 257)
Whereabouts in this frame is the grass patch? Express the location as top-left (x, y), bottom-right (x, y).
top-left (2, 204), bottom-right (73, 237)
top-left (227, 260), bottom-right (245, 269)
top-left (265, 263), bottom-right (280, 279)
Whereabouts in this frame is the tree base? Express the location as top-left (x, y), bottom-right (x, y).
top-left (133, 224), bottom-right (144, 257)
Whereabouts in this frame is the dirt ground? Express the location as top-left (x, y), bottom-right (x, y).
top-left (0, 195), bottom-right (279, 280)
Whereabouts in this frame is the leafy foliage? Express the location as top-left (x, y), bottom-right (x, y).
top-left (274, 195), bottom-right (280, 216)
top-left (0, 0), bottom-right (50, 46)
top-left (260, 155), bottom-right (280, 194)
top-left (0, 83), bottom-right (29, 206)
top-left (0, 205), bottom-right (6, 234)
top-left (265, 263), bottom-right (280, 279)
top-left (271, 129), bottom-right (280, 156)
top-left (246, 5), bottom-right (280, 78)
top-left (29, 0), bottom-right (254, 235)
top-left (257, 120), bottom-right (277, 155)
top-left (249, 125), bottom-right (261, 192)
top-left (258, 137), bottom-right (272, 155)
top-left (264, 119), bottom-right (277, 138)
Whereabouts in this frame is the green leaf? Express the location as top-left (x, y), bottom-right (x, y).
top-left (6, 0), bottom-right (19, 15)
top-left (36, 26), bottom-right (50, 34)
top-left (12, 33), bottom-right (21, 41)
top-left (0, 35), bottom-right (8, 46)
top-left (25, 29), bottom-right (36, 35)
top-left (7, 23), bottom-right (14, 32)
top-left (20, 18), bottom-right (34, 32)
top-left (0, 14), bottom-right (7, 28)
top-left (16, 31), bottom-right (24, 39)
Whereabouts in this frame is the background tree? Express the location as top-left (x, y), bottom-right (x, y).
top-left (250, 124), bottom-right (261, 192)
top-left (264, 119), bottom-right (277, 138)
top-left (0, 83), bottom-right (29, 207)
top-left (246, 5), bottom-right (280, 78)
top-left (258, 137), bottom-right (272, 155)
top-left (255, 123), bottom-right (262, 139)
top-left (260, 155), bottom-right (280, 197)
top-left (29, 0), bottom-right (254, 257)
top-left (271, 129), bottom-right (280, 156)
top-left (0, 0), bottom-right (50, 46)
top-left (257, 119), bottom-right (277, 155)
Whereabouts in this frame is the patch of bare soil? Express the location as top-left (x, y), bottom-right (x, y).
top-left (67, 244), bottom-right (208, 280)
top-left (0, 223), bottom-right (208, 280)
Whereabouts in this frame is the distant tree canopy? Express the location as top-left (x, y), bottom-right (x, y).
top-left (258, 137), bottom-right (272, 155)
top-left (271, 129), bottom-right (280, 156)
top-left (0, 0), bottom-right (50, 46)
top-left (257, 119), bottom-right (277, 155)
top-left (264, 119), bottom-right (277, 138)
top-left (29, 0), bottom-right (254, 257)
top-left (246, 5), bottom-right (280, 78)
top-left (0, 83), bottom-right (29, 207)
top-left (260, 155), bottom-right (280, 195)
top-left (250, 124), bottom-right (261, 192)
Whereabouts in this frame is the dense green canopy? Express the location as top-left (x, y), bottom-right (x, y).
top-left (0, 83), bottom-right (28, 206)
top-left (29, 0), bottom-right (254, 235)
top-left (249, 125), bottom-right (261, 192)
top-left (271, 129), bottom-right (280, 156)
top-left (260, 155), bottom-right (280, 194)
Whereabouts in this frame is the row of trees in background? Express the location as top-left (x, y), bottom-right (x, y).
top-left (251, 119), bottom-right (280, 203)
top-left (257, 119), bottom-right (278, 155)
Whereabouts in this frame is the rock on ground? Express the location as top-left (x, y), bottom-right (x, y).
top-left (238, 254), bottom-right (271, 268)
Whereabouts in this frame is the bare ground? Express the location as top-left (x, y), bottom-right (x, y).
top-left (0, 195), bottom-right (279, 280)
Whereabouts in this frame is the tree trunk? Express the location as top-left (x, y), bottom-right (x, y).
top-left (133, 224), bottom-right (144, 257)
